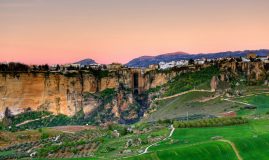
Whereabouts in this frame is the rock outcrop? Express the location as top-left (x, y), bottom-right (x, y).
top-left (0, 69), bottom-right (175, 119)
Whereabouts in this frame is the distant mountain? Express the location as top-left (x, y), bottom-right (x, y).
top-left (126, 49), bottom-right (269, 67)
top-left (127, 52), bottom-right (190, 67)
top-left (75, 58), bottom-right (97, 65)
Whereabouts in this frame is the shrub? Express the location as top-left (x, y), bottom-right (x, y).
top-left (41, 132), bottom-right (49, 140)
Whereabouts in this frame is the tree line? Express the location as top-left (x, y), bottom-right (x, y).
top-left (173, 117), bottom-right (248, 128)
top-left (0, 62), bottom-right (51, 72)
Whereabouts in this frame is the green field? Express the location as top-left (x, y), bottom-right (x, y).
top-left (127, 141), bottom-right (237, 160)
top-left (126, 120), bottom-right (269, 160)
top-left (235, 93), bottom-right (269, 116)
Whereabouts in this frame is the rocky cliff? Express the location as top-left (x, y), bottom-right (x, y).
top-left (2, 61), bottom-right (267, 121)
top-left (0, 69), bottom-right (175, 119)
top-left (219, 61), bottom-right (268, 82)
top-left (0, 73), bottom-right (95, 118)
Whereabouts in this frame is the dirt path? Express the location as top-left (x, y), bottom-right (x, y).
top-left (198, 95), bottom-right (220, 102)
top-left (218, 139), bottom-right (243, 160)
top-left (139, 125), bottom-right (175, 155)
top-left (222, 91), bottom-right (269, 105)
top-left (15, 115), bottom-right (50, 127)
top-left (222, 98), bottom-right (251, 106)
top-left (50, 125), bottom-right (96, 134)
top-left (154, 89), bottom-right (214, 101)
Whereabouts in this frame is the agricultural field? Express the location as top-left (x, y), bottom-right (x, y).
top-left (127, 120), bottom-right (269, 160)
top-left (0, 122), bottom-right (171, 159)
top-left (127, 141), bottom-right (238, 160)
top-left (0, 92), bottom-right (269, 160)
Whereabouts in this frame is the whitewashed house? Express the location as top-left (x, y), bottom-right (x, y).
top-left (242, 57), bottom-right (250, 62)
top-left (194, 59), bottom-right (205, 65)
top-left (175, 60), bottom-right (188, 67)
top-left (159, 61), bottom-right (176, 69)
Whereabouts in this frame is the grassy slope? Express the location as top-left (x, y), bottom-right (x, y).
top-left (127, 141), bottom-right (237, 160)
top-left (235, 93), bottom-right (269, 116)
top-left (163, 66), bottom-right (219, 97)
top-left (94, 127), bottom-right (169, 159)
top-left (130, 120), bottom-right (269, 160)
top-left (145, 91), bottom-right (241, 122)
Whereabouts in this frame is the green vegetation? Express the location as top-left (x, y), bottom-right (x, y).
top-left (127, 141), bottom-right (237, 160)
top-left (11, 111), bottom-right (50, 125)
top-left (145, 91), bottom-right (237, 122)
top-left (235, 93), bottom-right (269, 116)
top-left (0, 88), bottom-right (118, 131)
top-left (7, 113), bottom-right (72, 131)
top-left (144, 120), bottom-right (269, 160)
top-left (2, 64), bottom-right (269, 159)
top-left (173, 117), bottom-right (248, 128)
top-left (37, 139), bottom-right (89, 157)
top-left (99, 88), bottom-right (116, 100)
top-left (1, 118), bottom-right (269, 159)
top-left (164, 66), bottom-right (219, 96)
top-left (107, 123), bottom-right (128, 136)
top-left (84, 88), bottom-right (117, 124)
top-left (145, 86), bottom-right (161, 94)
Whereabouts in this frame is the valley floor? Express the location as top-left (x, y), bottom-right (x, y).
top-left (1, 87), bottom-right (269, 160)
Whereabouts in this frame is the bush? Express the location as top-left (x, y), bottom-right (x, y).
top-left (41, 132), bottom-right (49, 140)
top-left (11, 111), bottom-right (51, 125)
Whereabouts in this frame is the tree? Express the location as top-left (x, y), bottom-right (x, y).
top-left (56, 64), bottom-right (60, 71)
top-left (188, 59), bottom-right (194, 65)
top-left (2, 107), bottom-right (13, 127)
top-left (43, 64), bottom-right (49, 71)
top-left (4, 107), bottom-right (13, 119)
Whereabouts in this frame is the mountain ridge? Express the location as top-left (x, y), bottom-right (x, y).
top-left (126, 49), bottom-right (269, 67)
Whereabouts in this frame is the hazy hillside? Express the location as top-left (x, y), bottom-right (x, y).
top-left (75, 58), bottom-right (97, 65)
top-left (126, 49), bottom-right (269, 67)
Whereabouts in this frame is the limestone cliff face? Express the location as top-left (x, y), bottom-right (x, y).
top-left (0, 69), bottom-right (175, 119)
top-left (100, 76), bottom-right (119, 91)
top-left (0, 73), bottom-right (98, 118)
top-left (143, 71), bottom-right (177, 90)
top-left (219, 62), bottom-right (267, 81)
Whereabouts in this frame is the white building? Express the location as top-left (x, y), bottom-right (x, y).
top-left (194, 59), bottom-right (205, 65)
top-left (159, 60), bottom-right (189, 70)
top-left (242, 57), bottom-right (250, 62)
top-left (159, 61), bottom-right (176, 69)
top-left (175, 60), bottom-right (189, 67)
top-left (64, 63), bottom-right (81, 68)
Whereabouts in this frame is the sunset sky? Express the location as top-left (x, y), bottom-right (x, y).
top-left (0, 0), bottom-right (269, 64)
